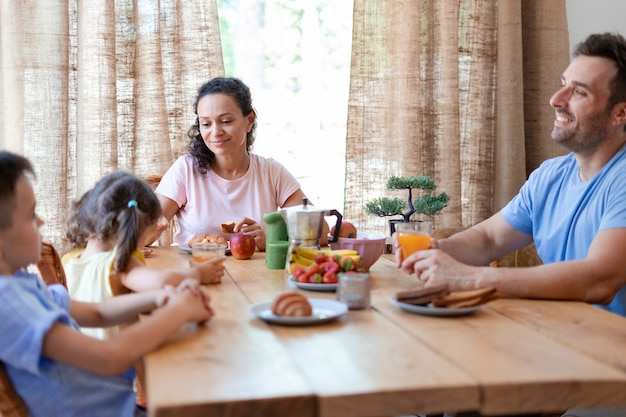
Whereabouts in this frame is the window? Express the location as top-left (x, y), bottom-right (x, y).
top-left (218, 0), bottom-right (353, 211)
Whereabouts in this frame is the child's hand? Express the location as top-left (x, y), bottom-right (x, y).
top-left (155, 215), bottom-right (170, 232)
top-left (167, 279), bottom-right (215, 323)
top-left (190, 257), bottom-right (226, 284)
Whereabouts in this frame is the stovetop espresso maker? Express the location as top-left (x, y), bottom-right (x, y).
top-left (280, 197), bottom-right (342, 276)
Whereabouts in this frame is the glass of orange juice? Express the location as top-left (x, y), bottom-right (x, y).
top-left (396, 220), bottom-right (432, 258)
top-left (191, 242), bottom-right (226, 264)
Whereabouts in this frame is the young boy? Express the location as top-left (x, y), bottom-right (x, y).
top-left (0, 151), bottom-right (214, 416)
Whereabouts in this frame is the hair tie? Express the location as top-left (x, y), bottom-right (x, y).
top-left (127, 200), bottom-right (138, 208)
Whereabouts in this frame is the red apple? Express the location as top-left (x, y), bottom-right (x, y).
top-left (230, 232), bottom-right (256, 259)
top-left (330, 221), bottom-right (357, 238)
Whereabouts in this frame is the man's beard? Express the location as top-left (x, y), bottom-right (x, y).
top-left (551, 106), bottom-right (612, 154)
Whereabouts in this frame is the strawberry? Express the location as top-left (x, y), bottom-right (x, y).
top-left (314, 253), bottom-right (328, 264)
top-left (322, 271), bottom-right (338, 283)
top-left (300, 263), bottom-right (321, 282)
top-left (310, 273), bottom-right (323, 283)
top-left (339, 256), bottom-right (356, 272)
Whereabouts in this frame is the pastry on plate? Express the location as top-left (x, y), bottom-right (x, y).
top-left (188, 233), bottom-right (228, 247)
top-left (271, 292), bottom-right (313, 317)
top-left (432, 287), bottom-right (499, 308)
top-left (395, 285), bottom-right (449, 306)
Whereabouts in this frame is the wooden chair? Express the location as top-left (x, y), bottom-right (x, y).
top-left (36, 242), bottom-right (67, 287)
top-left (143, 174), bottom-right (177, 246)
top-left (0, 363), bottom-right (27, 417)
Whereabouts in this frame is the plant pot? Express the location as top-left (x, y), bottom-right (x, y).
top-left (388, 218), bottom-right (405, 236)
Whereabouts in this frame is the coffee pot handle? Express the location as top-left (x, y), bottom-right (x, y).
top-left (327, 209), bottom-right (343, 243)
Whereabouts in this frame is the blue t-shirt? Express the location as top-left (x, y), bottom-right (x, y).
top-left (0, 271), bottom-right (137, 417)
top-left (501, 143), bottom-right (626, 316)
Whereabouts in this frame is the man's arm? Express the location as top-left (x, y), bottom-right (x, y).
top-left (470, 227), bottom-right (626, 303)
top-left (436, 213), bottom-right (533, 266)
top-left (401, 216), bottom-right (626, 304)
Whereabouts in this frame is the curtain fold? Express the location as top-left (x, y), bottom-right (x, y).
top-left (0, 0), bottom-right (223, 251)
top-left (1, 0), bottom-right (71, 249)
top-left (346, 0), bottom-right (570, 236)
top-left (0, 0), bottom-right (572, 250)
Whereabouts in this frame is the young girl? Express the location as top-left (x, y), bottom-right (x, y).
top-left (0, 151), bottom-right (214, 416)
top-left (62, 170), bottom-right (225, 339)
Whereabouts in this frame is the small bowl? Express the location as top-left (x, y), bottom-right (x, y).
top-left (329, 232), bottom-right (386, 271)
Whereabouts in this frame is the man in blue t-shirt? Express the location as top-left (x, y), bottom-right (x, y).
top-left (397, 32), bottom-right (626, 318)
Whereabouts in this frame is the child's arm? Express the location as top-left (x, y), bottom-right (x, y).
top-left (69, 288), bottom-right (168, 328)
top-left (42, 282), bottom-right (213, 376)
top-left (121, 257), bottom-right (226, 292)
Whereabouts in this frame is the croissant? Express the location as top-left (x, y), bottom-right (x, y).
top-left (188, 233), bottom-right (228, 247)
top-left (271, 292), bottom-right (313, 317)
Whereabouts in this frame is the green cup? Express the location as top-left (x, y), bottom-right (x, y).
top-left (265, 240), bottom-right (290, 269)
top-left (262, 211), bottom-right (289, 242)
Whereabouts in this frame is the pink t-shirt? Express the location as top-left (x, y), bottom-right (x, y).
top-left (156, 154), bottom-right (301, 245)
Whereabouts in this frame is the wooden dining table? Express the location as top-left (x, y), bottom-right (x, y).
top-left (144, 246), bottom-right (626, 417)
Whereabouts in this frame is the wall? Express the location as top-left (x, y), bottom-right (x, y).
top-left (566, 0), bottom-right (626, 48)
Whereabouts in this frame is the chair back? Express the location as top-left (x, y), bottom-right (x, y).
top-left (36, 242), bottom-right (67, 287)
top-left (143, 174), bottom-right (177, 246)
top-left (0, 363), bottom-right (27, 417)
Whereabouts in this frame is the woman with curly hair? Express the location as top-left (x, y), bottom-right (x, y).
top-left (151, 77), bottom-right (328, 251)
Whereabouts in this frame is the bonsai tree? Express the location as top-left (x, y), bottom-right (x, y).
top-left (365, 175), bottom-right (450, 223)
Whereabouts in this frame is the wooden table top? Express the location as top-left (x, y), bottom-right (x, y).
top-left (145, 246), bottom-right (626, 417)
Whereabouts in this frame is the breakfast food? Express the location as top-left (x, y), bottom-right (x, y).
top-left (221, 221), bottom-right (236, 234)
top-left (271, 292), bottom-right (313, 317)
top-left (395, 285), bottom-right (450, 306)
top-left (188, 233), bottom-right (228, 247)
top-left (432, 287), bottom-right (499, 308)
top-left (395, 285), bottom-right (500, 309)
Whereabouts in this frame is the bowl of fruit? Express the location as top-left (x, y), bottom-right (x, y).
top-left (288, 246), bottom-right (362, 291)
top-left (329, 232), bottom-right (386, 271)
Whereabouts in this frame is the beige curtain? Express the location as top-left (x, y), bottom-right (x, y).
top-left (346, 0), bottom-right (570, 235)
top-left (2, 0), bottom-right (572, 249)
top-left (0, 0), bottom-right (223, 252)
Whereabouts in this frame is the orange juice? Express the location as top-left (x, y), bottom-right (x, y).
top-left (191, 243), bottom-right (226, 264)
top-left (397, 231), bottom-right (431, 257)
top-left (192, 254), bottom-right (223, 263)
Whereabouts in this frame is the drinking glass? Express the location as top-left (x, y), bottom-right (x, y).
top-left (337, 272), bottom-right (370, 310)
top-left (191, 242), bottom-right (226, 264)
top-left (396, 220), bottom-right (432, 258)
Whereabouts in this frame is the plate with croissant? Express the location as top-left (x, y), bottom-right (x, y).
top-left (251, 292), bottom-right (347, 326)
top-left (390, 285), bottom-right (499, 317)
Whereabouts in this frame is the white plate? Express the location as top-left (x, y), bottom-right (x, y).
top-left (180, 243), bottom-right (231, 255)
top-left (251, 298), bottom-right (347, 326)
top-left (390, 297), bottom-right (481, 317)
top-left (289, 277), bottom-right (338, 292)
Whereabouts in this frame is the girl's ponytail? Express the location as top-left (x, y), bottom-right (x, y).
top-left (113, 199), bottom-right (141, 274)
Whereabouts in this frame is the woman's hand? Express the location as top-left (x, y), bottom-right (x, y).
top-left (235, 217), bottom-right (266, 251)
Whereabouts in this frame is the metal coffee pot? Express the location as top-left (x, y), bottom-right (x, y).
top-left (280, 197), bottom-right (342, 277)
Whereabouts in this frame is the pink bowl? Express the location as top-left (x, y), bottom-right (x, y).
top-left (329, 232), bottom-right (386, 271)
